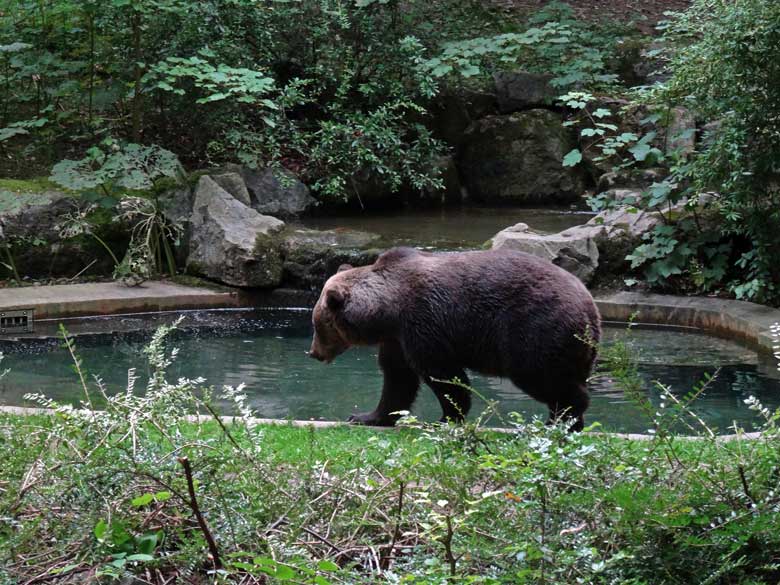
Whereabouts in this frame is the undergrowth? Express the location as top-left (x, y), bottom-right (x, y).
top-left (0, 323), bottom-right (779, 584)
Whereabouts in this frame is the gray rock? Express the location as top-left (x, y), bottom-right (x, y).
top-left (665, 107), bottom-right (696, 156)
top-left (0, 190), bottom-right (78, 242)
top-left (158, 185), bottom-right (195, 265)
top-left (489, 204), bottom-right (666, 284)
top-left (459, 110), bottom-right (585, 204)
top-left (490, 222), bottom-right (599, 283)
top-left (281, 227), bottom-right (381, 289)
top-left (212, 172), bottom-right (252, 206)
top-left (242, 167), bottom-right (316, 218)
top-left (493, 71), bottom-right (557, 114)
top-left (0, 189), bottom-right (119, 278)
top-left (430, 92), bottom-right (473, 147)
top-left (416, 155), bottom-right (463, 205)
top-left (186, 176), bottom-right (286, 287)
top-left (561, 206), bottom-right (664, 278)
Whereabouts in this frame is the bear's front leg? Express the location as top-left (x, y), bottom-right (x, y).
top-left (349, 340), bottom-right (420, 427)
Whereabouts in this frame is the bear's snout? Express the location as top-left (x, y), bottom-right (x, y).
top-left (308, 341), bottom-right (332, 363)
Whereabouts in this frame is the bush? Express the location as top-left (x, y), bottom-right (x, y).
top-left (627, 0), bottom-right (780, 302)
top-left (1, 0), bottom-right (508, 201)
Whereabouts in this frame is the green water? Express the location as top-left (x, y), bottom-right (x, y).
top-left (300, 205), bottom-right (593, 250)
top-left (2, 309), bottom-right (779, 434)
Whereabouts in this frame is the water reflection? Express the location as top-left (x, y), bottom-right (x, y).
top-left (300, 206), bottom-right (594, 250)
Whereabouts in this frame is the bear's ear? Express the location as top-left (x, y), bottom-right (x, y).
top-left (337, 263), bottom-right (353, 273)
top-left (326, 288), bottom-right (345, 311)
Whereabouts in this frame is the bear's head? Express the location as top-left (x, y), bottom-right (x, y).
top-left (310, 248), bottom-right (417, 363)
top-left (309, 264), bottom-right (355, 363)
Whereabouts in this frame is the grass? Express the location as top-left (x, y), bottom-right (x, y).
top-left (1, 408), bottom-right (779, 584)
top-left (0, 177), bottom-right (59, 194)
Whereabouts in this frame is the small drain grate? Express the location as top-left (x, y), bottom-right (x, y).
top-left (0, 309), bottom-right (34, 334)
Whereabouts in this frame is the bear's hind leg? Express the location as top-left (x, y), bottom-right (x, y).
top-left (425, 370), bottom-right (472, 423)
top-left (348, 340), bottom-right (420, 427)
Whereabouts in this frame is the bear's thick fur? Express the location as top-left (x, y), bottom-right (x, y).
top-left (309, 247), bottom-right (601, 430)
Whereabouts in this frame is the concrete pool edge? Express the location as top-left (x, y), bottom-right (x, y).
top-left (595, 291), bottom-right (780, 354)
top-left (2, 281), bottom-right (780, 353)
top-left (0, 405), bottom-right (765, 442)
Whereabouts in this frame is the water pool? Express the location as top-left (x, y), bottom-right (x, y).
top-left (300, 205), bottom-right (594, 250)
top-left (2, 309), bottom-right (778, 434)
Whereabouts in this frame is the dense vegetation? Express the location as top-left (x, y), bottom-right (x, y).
top-left (0, 0), bottom-right (502, 193)
top-left (629, 0), bottom-right (780, 303)
top-left (1, 322), bottom-right (779, 584)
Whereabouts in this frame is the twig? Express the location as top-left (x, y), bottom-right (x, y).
top-left (443, 514), bottom-right (457, 576)
top-left (737, 464), bottom-right (755, 506)
top-left (69, 259), bottom-right (97, 281)
top-left (380, 481), bottom-right (405, 570)
top-left (178, 457), bottom-right (222, 570)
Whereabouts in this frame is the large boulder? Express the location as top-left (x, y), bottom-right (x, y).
top-left (0, 187), bottom-right (124, 278)
top-left (459, 110), bottom-right (586, 204)
top-left (186, 175), bottom-right (286, 287)
top-left (560, 206), bottom-right (663, 279)
top-left (281, 228), bottom-right (381, 289)
top-left (212, 172), bottom-right (252, 206)
top-left (242, 167), bottom-right (317, 218)
top-left (489, 194), bottom-right (666, 284)
top-left (493, 71), bottom-right (557, 113)
top-left (490, 222), bottom-right (599, 283)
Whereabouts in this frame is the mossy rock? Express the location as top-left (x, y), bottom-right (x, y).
top-left (459, 110), bottom-right (587, 204)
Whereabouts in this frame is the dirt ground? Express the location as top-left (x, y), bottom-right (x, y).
top-left (491, 0), bottom-right (692, 33)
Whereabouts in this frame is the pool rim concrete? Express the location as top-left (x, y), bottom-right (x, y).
top-left (1, 281), bottom-right (779, 353)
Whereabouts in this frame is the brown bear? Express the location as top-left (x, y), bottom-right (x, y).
top-left (309, 247), bottom-right (601, 431)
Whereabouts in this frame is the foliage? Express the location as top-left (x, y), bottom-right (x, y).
top-left (0, 0), bottom-right (510, 201)
top-left (423, 2), bottom-right (629, 89)
top-left (623, 0), bottom-right (780, 303)
top-left (51, 139), bottom-right (183, 280)
top-left (559, 90), bottom-right (663, 173)
top-left (2, 322), bottom-right (780, 583)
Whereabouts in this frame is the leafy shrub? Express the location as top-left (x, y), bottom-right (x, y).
top-left (423, 2), bottom-right (629, 89)
top-left (51, 139), bottom-right (184, 281)
top-left (627, 0), bottom-right (780, 302)
top-left (2, 0), bottom-right (505, 200)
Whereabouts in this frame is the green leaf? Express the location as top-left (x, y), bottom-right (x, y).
top-left (132, 493), bottom-right (155, 507)
top-left (592, 108), bottom-right (611, 119)
top-left (0, 127), bottom-right (29, 142)
top-left (317, 560), bottom-right (339, 572)
top-left (49, 563), bottom-right (80, 575)
top-left (154, 491), bottom-right (172, 501)
top-left (94, 519), bottom-right (108, 542)
top-left (562, 149), bottom-right (582, 167)
top-left (273, 565), bottom-right (296, 580)
top-left (628, 143), bottom-right (652, 161)
top-left (126, 554), bottom-right (154, 562)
